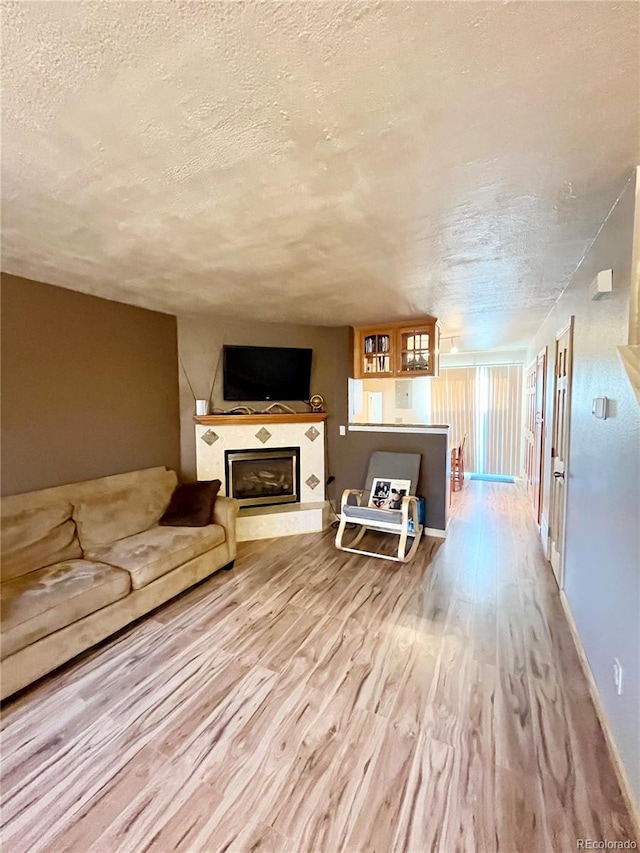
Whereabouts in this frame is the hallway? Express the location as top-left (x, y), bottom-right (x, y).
top-left (1, 482), bottom-right (636, 852)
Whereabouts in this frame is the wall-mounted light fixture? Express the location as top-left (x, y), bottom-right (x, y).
top-left (590, 269), bottom-right (613, 301)
top-left (449, 337), bottom-right (459, 354)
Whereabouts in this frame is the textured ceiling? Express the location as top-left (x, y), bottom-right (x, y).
top-left (2, 1), bottom-right (639, 348)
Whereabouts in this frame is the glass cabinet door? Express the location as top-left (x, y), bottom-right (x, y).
top-left (398, 329), bottom-right (430, 373)
top-left (396, 323), bottom-right (438, 376)
top-left (360, 331), bottom-right (393, 375)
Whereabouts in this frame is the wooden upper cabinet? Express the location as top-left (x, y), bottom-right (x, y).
top-left (353, 317), bottom-right (440, 379)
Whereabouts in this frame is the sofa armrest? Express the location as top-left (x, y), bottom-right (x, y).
top-left (212, 496), bottom-right (240, 554)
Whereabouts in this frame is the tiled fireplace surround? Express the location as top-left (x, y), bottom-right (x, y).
top-left (195, 416), bottom-right (326, 541)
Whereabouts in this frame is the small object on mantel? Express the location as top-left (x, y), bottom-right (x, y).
top-left (261, 402), bottom-right (297, 415)
top-left (226, 406), bottom-right (256, 415)
top-left (308, 394), bottom-right (325, 413)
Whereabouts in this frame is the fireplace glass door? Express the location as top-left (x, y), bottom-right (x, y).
top-left (225, 447), bottom-right (300, 508)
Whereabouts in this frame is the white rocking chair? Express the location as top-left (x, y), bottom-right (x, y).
top-left (335, 451), bottom-right (423, 563)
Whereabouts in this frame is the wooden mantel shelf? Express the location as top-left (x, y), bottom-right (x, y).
top-left (195, 412), bottom-right (328, 426)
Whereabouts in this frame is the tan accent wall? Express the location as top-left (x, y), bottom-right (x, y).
top-left (1, 274), bottom-right (180, 495)
top-left (177, 316), bottom-right (345, 482)
top-left (179, 319), bottom-right (449, 531)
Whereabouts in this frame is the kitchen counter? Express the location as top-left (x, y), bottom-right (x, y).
top-left (348, 423), bottom-right (450, 435)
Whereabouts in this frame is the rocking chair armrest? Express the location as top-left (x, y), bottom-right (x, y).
top-left (341, 488), bottom-right (363, 511)
top-left (401, 495), bottom-right (418, 524)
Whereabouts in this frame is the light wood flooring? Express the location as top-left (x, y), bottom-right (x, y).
top-left (1, 482), bottom-right (637, 852)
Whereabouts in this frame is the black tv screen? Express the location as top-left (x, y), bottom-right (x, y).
top-left (223, 345), bottom-right (312, 401)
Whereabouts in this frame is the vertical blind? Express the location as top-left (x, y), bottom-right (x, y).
top-left (429, 365), bottom-right (523, 476)
top-left (429, 368), bottom-right (478, 471)
top-left (482, 365), bottom-right (523, 476)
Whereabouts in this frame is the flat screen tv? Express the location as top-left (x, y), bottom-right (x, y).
top-left (223, 345), bottom-right (312, 401)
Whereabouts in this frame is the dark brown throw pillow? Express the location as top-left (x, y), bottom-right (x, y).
top-left (159, 480), bottom-right (221, 527)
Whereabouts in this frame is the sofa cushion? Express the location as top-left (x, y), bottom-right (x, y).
top-left (1, 560), bottom-right (131, 659)
top-left (73, 468), bottom-right (178, 549)
top-left (159, 480), bottom-right (221, 527)
top-left (1, 502), bottom-right (82, 582)
top-left (85, 524), bottom-right (226, 590)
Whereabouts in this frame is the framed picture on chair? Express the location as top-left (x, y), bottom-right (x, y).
top-left (368, 478), bottom-right (412, 510)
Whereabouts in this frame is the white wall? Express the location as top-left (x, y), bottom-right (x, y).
top-left (529, 170), bottom-right (640, 805)
top-left (350, 377), bottom-right (431, 424)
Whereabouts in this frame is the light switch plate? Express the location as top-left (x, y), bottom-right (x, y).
top-left (592, 397), bottom-right (608, 419)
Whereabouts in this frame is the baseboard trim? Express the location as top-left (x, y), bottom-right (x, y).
top-left (425, 526), bottom-right (447, 538)
top-left (559, 589), bottom-right (640, 833)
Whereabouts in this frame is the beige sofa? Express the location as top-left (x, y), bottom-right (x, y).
top-left (0, 467), bottom-right (238, 700)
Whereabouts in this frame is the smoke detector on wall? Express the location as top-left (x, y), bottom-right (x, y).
top-left (590, 269), bottom-right (613, 301)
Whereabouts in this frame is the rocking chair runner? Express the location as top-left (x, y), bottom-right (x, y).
top-left (335, 451), bottom-right (423, 563)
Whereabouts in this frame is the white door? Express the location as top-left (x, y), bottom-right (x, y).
top-left (549, 319), bottom-right (574, 587)
top-left (533, 348), bottom-right (547, 526)
top-left (367, 391), bottom-right (383, 424)
top-left (524, 359), bottom-right (536, 503)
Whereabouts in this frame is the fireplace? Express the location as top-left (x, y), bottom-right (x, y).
top-left (225, 447), bottom-right (301, 508)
